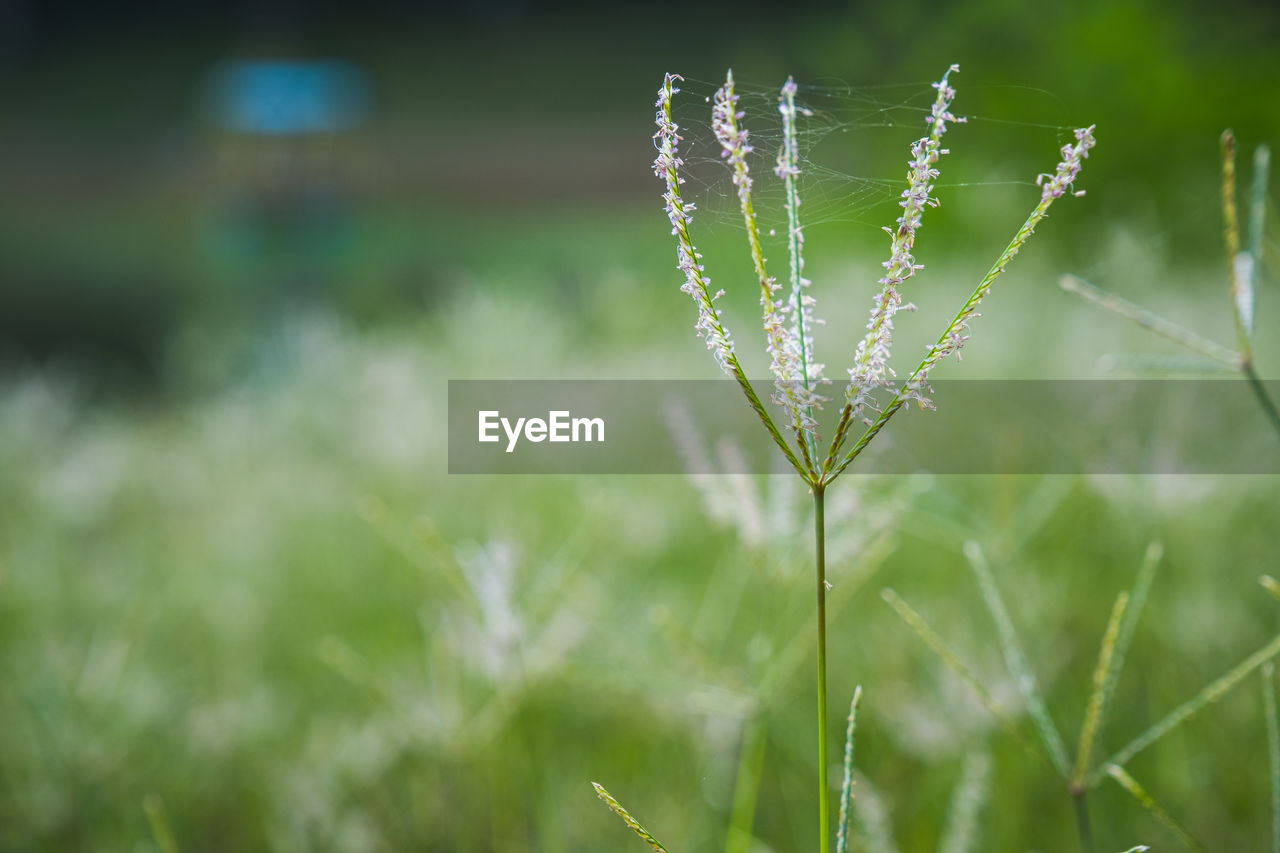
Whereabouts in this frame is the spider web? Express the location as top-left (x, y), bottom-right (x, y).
top-left (665, 72), bottom-right (1081, 241)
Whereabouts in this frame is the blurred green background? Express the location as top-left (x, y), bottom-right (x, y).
top-left (2, 0), bottom-right (1279, 849)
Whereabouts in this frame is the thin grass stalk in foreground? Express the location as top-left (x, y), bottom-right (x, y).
top-left (836, 686), bottom-right (863, 853)
top-left (1105, 766), bottom-right (1206, 852)
top-left (756, 530), bottom-right (896, 701)
top-left (593, 783), bottom-right (672, 853)
top-left (965, 541), bottom-right (1070, 778)
top-left (1088, 628), bottom-right (1280, 787)
top-left (1264, 662), bottom-right (1280, 853)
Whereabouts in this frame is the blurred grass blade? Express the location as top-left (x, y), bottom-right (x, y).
top-left (1004, 477), bottom-right (1074, 555)
top-left (1058, 275), bottom-right (1237, 366)
top-left (143, 794), bottom-right (179, 853)
top-left (880, 588), bottom-right (1048, 769)
top-left (849, 771), bottom-right (899, 853)
top-left (1250, 145), bottom-right (1271, 271)
top-left (1105, 765), bottom-right (1205, 852)
top-left (1098, 353), bottom-right (1235, 374)
top-left (938, 750), bottom-right (991, 853)
top-left (358, 495), bottom-right (478, 611)
top-left (1074, 591), bottom-right (1128, 787)
top-left (1103, 543), bottom-right (1162, 720)
top-left (593, 783), bottom-right (672, 852)
top-left (1243, 143), bottom-right (1270, 337)
top-left (1116, 847), bottom-right (1150, 852)
top-left (725, 721), bottom-right (768, 853)
top-left (1262, 575), bottom-right (1280, 602)
top-left (1091, 629), bottom-right (1280, 786)
top-left (836, 686), bottom-right (863, 853)
top-left (1265, 663), bottom-right (1280, 853)
top-left (964, 542), bottom-right (1070, 777)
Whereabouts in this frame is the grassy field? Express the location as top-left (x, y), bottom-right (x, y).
top-left (3, 221), bottom-right (1279, 851)
top-left (3, 3), bottom-right (1280, 850)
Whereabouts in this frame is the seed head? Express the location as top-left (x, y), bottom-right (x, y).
top-left (846, 64), bottom-right (964, 421)
top-left (655, 74), bottom-right (737, 373)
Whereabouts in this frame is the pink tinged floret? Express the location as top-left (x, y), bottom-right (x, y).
top-left (1036, 125), bottom-right (1097, 202)
top-left (903, 125), bottom-right (1096, 410)
top-left (845, 64), bottom-right (963, 419)
top-left (711, 69), bottom-right (815, 430)
top-left (655, 73), bottom-right (737, 375)
top-left (771, 75), bottom-right (827, 438)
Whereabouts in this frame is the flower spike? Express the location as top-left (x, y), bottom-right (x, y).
top-left (713, 70), bottom-right (821, 472)
top-left (654, 74), bottom-right (737, 374)
top-left (844, 64), bottom-right (965, 423)
top-left (654, 72), bottom-right (810, 479)
top-left (776, 77), bottom-right (827, 451)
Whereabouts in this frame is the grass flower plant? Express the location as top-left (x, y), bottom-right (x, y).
top-left (1060, 130), bottom-right (1279, 437)
top-left (596, 65), bottom-right (1096, 851)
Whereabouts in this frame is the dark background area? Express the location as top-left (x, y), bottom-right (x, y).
top-left (2, 0), bottom-right (1278, 387)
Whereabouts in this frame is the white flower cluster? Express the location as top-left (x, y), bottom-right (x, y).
top-left (655, 65), bottom-right (1095, 486)
top-left (845, 64), bottom-right (964, 423)
top-left (774, 77), bottom-right (826, 441)
top-left (902, 124), bottom-right (1099, 410)
top-left (654, 74), bottom-right (737, 375)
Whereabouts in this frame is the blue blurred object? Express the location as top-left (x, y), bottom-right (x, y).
top-left (207, 59), bottom-right (372, 135)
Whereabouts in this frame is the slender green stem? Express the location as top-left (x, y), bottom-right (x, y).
top-left (1263, 663), bottom-right (1280, 853)
top-left (814, 485), bottom-right (830, 853)
top-left (1243, 361), bottom-right (1280, 440)
top-left (1072, 790), bottom-right (1094, 853)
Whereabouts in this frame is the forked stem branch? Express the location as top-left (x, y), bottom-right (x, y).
top-left (1243, 360), bottom-right (1280, 440)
